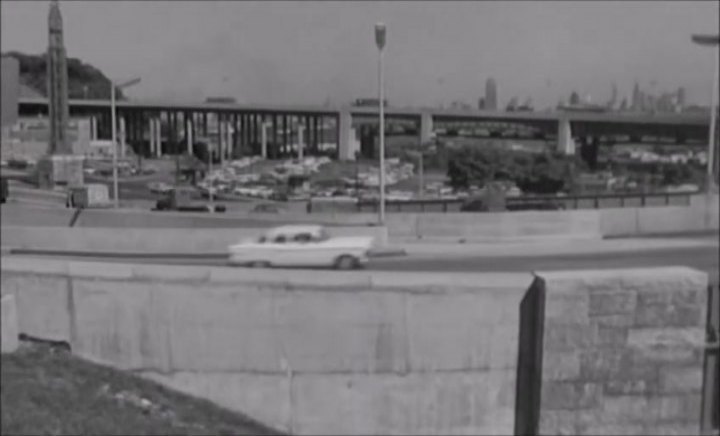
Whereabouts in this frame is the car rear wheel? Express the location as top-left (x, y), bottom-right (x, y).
top-left (335, 255), bottom-right (359, 270)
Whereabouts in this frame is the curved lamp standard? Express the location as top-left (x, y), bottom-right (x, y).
top-left (375, 22), bottom-right (386, 224)
top-left (111, 77), bottom-right (141, 208)
top-left (691, 34), bottom-right (720, 193)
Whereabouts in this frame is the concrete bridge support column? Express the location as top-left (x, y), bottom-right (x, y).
top-left (155, 118), bottom-right (162, 158)
top-left (261, 122), bottom-right (268, 159)
top-left (338, 111), bottom-right (358, 161)
top-left (298, 124), bottom-right (305, 160)
top-left (557, 117), bottom-right (576, 155)
top-left (186, 118), bottom-right (193, 156)
top-left (232, 114), bottom-right (239, 158)
top-left (420, 112), bottom-right (434, 144)
top-left (149, 118), bottom-right (155, 157)
top-left (90, 116), bottom-right (98, 140)
top-left (226, 120), bottom-right (233, 161)
top-left (219, 118), bottom-right (226, 165)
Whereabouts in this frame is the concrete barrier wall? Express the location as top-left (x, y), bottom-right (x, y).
top-left (600, 194), bottom-right (719, 236)
top-left (2, 193), bottom-right (717, 246)
top-left (411, 210), bottom-right (603, 242)
top-left (0, 257), bottom-right (529, 435)
top-left (1, 225), bottom-right (389, 253)
top-left (0, 204), bottom-right (373, 229)
top-left (1, 204), bottom-right (76, 227)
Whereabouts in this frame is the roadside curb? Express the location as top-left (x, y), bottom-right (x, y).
top-left (2, 247), bottom-right (408, 260)
top-left (368, 248), bottom-right (407, 258)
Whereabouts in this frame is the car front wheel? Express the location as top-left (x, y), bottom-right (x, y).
top-left (335, 255), bottom-right (359, 270)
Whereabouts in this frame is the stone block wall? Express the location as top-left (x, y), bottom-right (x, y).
top-left (521, 268), bottom-right (709, 436)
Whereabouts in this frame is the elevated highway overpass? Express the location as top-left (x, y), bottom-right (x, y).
top-left (17, 96), bottom-right (711, 162)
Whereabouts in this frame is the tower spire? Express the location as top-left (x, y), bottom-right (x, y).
top-left (48, 0), bottom-right (63, 33)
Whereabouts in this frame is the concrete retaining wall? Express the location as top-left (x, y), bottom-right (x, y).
top-left (1, 294), bottom-right (19, 353)
top-left (0, 257), bottom-right (529, 435)
top-left (0, 225), bottom-right (389, 253)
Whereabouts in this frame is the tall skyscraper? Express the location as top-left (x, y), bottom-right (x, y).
top-left (607, 82), bottom-right (618, 109)
top-left (631, 82), bottom-right (641, 111)
top-left (677, 87), bottom-right (686, 110)
top-left (485, 78), bottom-right (497, 111)
top-left (47, 0), bottom-right (71, 155)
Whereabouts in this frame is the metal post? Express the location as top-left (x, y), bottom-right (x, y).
top-left (376, 23), bottom-right (386, 224)
top-left (418, 150), bottom-right (424, 199)
top-left (708, 47), bottom-right (719, 193)
top-left (111, 81), bottom-right (119, 208)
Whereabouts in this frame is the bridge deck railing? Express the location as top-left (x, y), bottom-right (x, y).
top-left (345, 191), bottom-right (697, 214)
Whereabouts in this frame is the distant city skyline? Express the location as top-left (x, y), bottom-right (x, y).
top-left (1, 1), bottom-right (718, 109)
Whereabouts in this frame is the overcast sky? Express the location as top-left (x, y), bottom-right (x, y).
top-left (1, 1), bottom-right (718, 109)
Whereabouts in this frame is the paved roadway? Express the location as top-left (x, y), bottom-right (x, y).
top-left (8, 245), bottom-right (718, 285)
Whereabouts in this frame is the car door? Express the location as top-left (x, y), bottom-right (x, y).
top-left (267, 234), bottom-right (291, 266)
top-left (289, 232), bottom-right (325, 267)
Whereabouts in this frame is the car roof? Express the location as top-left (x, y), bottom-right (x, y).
top-left (264, 224), bottom-right (325, 237)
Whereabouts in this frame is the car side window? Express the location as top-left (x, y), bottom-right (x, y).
top-left (274, 235), bottom-right (287, 244)
top-left (293, 233), bottom-right (312, 243)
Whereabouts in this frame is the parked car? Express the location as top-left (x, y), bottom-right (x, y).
top-left (154, 187), bottom-right (226, 213)
top-left (251, 203), bottom-right (283, 214)
top-left (147, 181), bottom-right (173, 194)
top-left (227, 225), bottom-right (374, 269)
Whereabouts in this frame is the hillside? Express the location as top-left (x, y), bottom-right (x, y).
top-left (3, 51), bottom-right (125, 100)
top-left (1, 342), bottom-right (282, 435)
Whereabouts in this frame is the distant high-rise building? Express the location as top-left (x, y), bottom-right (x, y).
top-left (607, 82), bottom-right (618, 109)
top-left (478, 97), bottom-right (485, 110)
top-left (647, 95), bottom-right (656, 112)
top-left (485, 78), bottom-right (497, 110)
top-left (506, 97), bottom-right (518, 112)
top-left (638, 90), bottom-right (646, 111)
top-left (632, 82), bottom-right (641, 111)
top-left (569, 91), bottom-right (580, 106)
top-left (677, 87), bottom-right (686, 109)
top-left (619, 98), bottom-right (628, 111)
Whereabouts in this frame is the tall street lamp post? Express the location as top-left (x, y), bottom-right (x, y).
top-left (111, 77), bottom-right (141, 208)
top-left (375, 22), bottom-right (386, 224)
top-left (691, 34), bottom-right (720, 193)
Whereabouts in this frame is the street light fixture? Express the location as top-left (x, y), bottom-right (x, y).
top-left (110, 77), bottom-right (141, 208)
top-left (375, 22), bottom-right (386, 224)
top-left (691, 34), bottom-right (719, 193)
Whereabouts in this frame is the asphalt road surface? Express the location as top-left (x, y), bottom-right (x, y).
top-left (9, 246), bottom-right (718, 285)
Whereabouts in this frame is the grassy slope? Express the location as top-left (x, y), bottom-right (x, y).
top-left (1, 343), bottom-right (282, 436)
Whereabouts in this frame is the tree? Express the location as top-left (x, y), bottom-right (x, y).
top-left (3, 51), bottom-right (125, 100)
top-left (446, 145), bottom-right (575, 194)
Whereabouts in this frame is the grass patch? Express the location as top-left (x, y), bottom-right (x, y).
top-left (1, 343), bottom-right (283, 435)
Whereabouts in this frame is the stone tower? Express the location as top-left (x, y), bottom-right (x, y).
top-left (47, 0), bottom-right (71, 155)
top-left (37, 0), bottom-right (84, 188)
